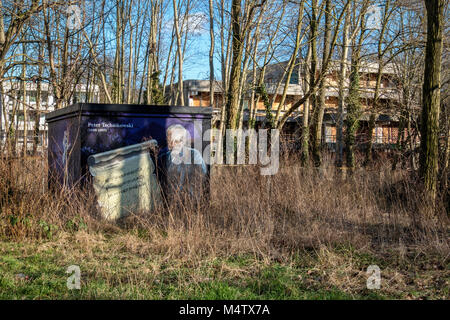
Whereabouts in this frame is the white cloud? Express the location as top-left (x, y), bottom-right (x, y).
top-left (184, 12), bottom-right (208, 35)
top-left (164, 12), bottom-right (208, 36)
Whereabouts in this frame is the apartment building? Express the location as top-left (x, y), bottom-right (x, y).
top-left (171, 60), bottom-right (404, 151)
top-left (0, 82), bottom-right (100, 154)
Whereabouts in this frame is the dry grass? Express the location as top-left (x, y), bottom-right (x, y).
top-left (0, 154), bottom-right (448, 299)
top-left (0, 154), bottom-right (448, 257)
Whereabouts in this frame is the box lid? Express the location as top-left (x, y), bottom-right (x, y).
top-left (45, 103), bottom-right (213, 122)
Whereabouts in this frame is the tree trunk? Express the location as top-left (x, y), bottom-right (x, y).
top-left (364, 0), bottom-right (391, 166)
top-left (311, 0), bottom-right (331, 167)
top-left (225, 0), bottom-right (243, 130)
top-left (345, 58), bottom-right (361, 169)
top-left (33, 45), bottom-right (43, 156)
top-left (344, 3), bottom-right (366, 168)
top-left (302, 0), bottom-right (318, 166)
top-left (208, 0), bottom-right (215, 108)
top-left (173, 0), bottom-right (184, 105)
top-left (21, 42), bottom-right (27, 158)
top-left (301, 45), bottom-right (312, 166)
top-left (336, 5), bottom-right (350, 167)
top-left (420, 0), bottom-right (444, 200)
top-left (274, 1), bottom-right (304, 127)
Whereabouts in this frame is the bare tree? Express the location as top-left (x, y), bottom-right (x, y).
top-left (344, 1), bottom-right (369, 169)
top-left (311, 0), bottom-right (332, 167)
top-left (420, 0), bottom-right (445, 200)
top-left (277, 0), bottom-right (351, 130)
top-left (336, 3), bottom-right (351, 167)
top-left (208, 0), bottom-right (214, 107)
top-left (172, 0), bottom-right (184, 105)
top-left (225, 0), bottom-right (265, 130)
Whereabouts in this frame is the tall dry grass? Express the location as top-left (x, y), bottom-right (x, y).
top-left (0, 153), bottom-right (448, 262)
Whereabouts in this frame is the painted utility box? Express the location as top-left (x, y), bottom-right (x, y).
top-left (45, 103), bottom-right (212, 219)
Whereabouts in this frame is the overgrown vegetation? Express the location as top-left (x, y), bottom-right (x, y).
top-left (0, 154), bottom-right (448, 299)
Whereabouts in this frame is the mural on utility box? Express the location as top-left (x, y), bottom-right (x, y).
top-left (47, 107), bottom-right (211, 220)
top-left (82, 115), bottom-right (208, 219)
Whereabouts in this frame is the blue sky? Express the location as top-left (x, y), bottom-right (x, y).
top-left (182, 31), bottom-right (212, 80)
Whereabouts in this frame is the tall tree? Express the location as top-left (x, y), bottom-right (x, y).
top-left (277, 0), bottom-right (351, 129)
top-left (336, 3), bottom-right (350, 167)
top-left (225, 0), bottom-right (265, 130)
top-left (311, 0), bottom-right (332, 167)
top-left (344, 1), bottom-right (368, 168)
top-left (364, 0), bottom-right (399, 166)
top-left (172, 0), bottom-right (184, 105)
top-left (273, 1), bottom-right (305, 127)
top-left (208, 0), bottom-right (215, 108)
top-left (420, 0), bottom-right (445, 199)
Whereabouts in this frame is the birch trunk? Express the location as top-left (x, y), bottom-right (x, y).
top-left (336, 5), bottom-right (350, 167)
top-left (208, 0), bottom-right (215, 107)
top-left (172, 0), bottom-right (184, 105)
top-left (21, 42), bottom-right (27, 157)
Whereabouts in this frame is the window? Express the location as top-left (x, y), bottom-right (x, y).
top-left (17, 112), bottom-right (25, 121)
top-left (27, 91), bottom-right (37, 103)
top-left (42, 92), bottom-right (49, 104)
top-left (75, 92), bottom-right (87, 102)
top-left (375, 127), bottom-right (383, 144)
top-left (381, 76), bottom-right (392, 88)
top-left (325, 126), bottom-right (336, 143)
top-left (289, 72), bottom-right (299, 85)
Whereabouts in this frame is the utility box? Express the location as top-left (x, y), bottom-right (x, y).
top-left (45, 103), bottom-right (212, 219)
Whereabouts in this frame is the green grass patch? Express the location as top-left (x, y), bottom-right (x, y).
top-left (0, 236), bottom-right (447, 300)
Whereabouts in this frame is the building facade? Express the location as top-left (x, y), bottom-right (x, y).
top-left (171, 61), bottom-right (406, 153)
top-left (0, 82), bottom-right (100, 154)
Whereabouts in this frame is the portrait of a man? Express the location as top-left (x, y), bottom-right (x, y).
top-left (157, 124), bottom-right (207, 200)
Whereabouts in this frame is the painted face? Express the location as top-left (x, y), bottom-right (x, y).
top-left (167, 128), bottom-right (186, 152)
